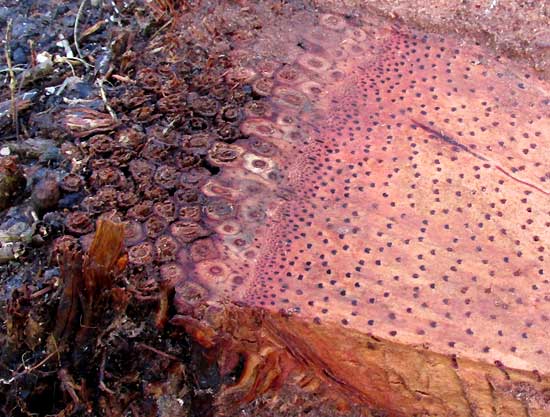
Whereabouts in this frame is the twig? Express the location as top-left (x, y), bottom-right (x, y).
top-left (74, 0), bottom-right (88, 59)
top-left (150, 18), bottom-right (173, 40)
top-left (0, 66), bottom-right (26, 73)
top-left (20, 351), bottom-right (57, 375)
top-left (79, 19), bottom-right (106, 40)
top-left (129, 403), bottom-right (142, 417)
top-left (97, 77), bottom-right (117, 120)
top-left (111, 74), bottom-right (136, 83)
top-left (49, 336), bottom-right (62, 367)
top-left (3, 350), bottom-right (59, 384)
top-left (28, 39), bottom-right (37, 66)
top-left (98, 351), bottom-right (115, 394)
top-left (58, 368), bottom-right (81, 405)
top-left (55, 55), bottom-right (92, 70)
top-left (136, 343), bottom-right (180, 362)
top-left (4, 19), bottom-right (19, 139)
top-left (30, 285), bottom-right (53, 299)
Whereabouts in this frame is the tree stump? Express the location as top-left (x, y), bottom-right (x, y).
top-left (167, 4), bottom-right (550, 416)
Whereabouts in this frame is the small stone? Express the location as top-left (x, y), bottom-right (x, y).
top-left (31, 174), bottom-right (60, 213)
top-left (58, 192), bottom-right (83, 209)
top-left (11, 19), bottom-right (37, 38)
top-left (0, 156), bottom-right (26, 211)
top-left (12, 46), bottom-right (27, 65)
top-left (61, 14), bottom-right (76, 27)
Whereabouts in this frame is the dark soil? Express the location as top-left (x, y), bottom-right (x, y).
top-left (0, 1), bottom-right (236, 415)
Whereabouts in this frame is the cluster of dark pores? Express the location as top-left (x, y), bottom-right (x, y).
top-left (50, 47), bottom-right (262, 292)
top-left (182, 14), bottom-right (382, 302)
top-left (52, 14), bottom-right (373, 314)
top-left (222, 14), bottom-right (549, 367)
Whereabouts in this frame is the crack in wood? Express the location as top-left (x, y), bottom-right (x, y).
top-left (451, 363), bottom-right (477, 417)
top-left (411, 119), bottom-right (488, 161)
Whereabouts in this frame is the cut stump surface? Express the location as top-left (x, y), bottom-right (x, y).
top-left (162, 5), bottom-right (550, 416)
